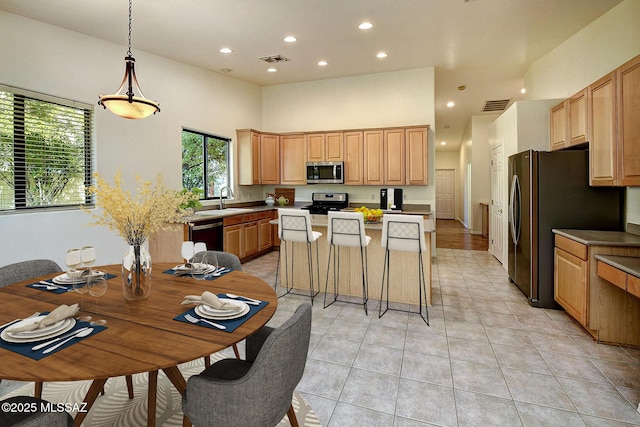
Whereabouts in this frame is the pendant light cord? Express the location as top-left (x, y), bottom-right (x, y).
top-left (127, 0), bottom-right (133, 57)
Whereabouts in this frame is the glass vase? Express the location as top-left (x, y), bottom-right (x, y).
top-left (122, 245), bottom-right (152, 300)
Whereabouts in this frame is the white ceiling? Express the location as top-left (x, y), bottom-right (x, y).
top-left (0, 0), bottom-right (623, 152)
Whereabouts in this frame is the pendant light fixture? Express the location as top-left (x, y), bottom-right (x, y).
top-left (98, 0), bottom-right (160, 119)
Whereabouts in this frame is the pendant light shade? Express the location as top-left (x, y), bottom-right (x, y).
top-left (98, 0), bottom-right (159, 119)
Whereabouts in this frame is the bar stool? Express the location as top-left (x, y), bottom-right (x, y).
top-left (324, 211), bottom-right (371, 314)
top-left (379, 214), bottom-right (429, 325)
top-left (275, 209), bottom-right (322, 304)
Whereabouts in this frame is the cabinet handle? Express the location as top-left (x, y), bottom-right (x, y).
top-left (191, 222), bottom-right (223, 231)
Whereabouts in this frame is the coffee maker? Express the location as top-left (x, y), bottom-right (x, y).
top-left (380, 188), bottom-right (403, 210)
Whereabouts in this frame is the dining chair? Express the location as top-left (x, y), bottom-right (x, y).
top-left (275, 209), bottom-right (322, 304)
top-left (324, 211), bottom-right (371, 314)
top-left (0, 396), bottom-right (73, 426)
top-left (379, 214), bottom-right (429, 324)
top-left (191, 250), bottom-right (242, 363)
top-left (182, 303), bottom-right (312, 427)
top-left (0, 259), bottom-right (135, 399)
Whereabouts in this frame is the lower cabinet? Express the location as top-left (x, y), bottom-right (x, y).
top-left (554, 246), bottom-right (588, 326)
top-left (223, 211), bottom-right (274, 261)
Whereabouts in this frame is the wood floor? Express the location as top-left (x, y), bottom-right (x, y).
top-left (436, 219), bottom-right (489, 251)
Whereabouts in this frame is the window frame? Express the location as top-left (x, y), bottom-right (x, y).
top-left (0, 84), bottom-right (94, 214)
top-left (181, 128), bottom-right (231, 201)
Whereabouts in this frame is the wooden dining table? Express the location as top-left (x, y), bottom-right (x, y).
top-left (0, 262), bottom-right (277, 426)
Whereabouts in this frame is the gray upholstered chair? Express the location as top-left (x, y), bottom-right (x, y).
top-left (0, 396), bottom-right (73, 426)
top-left (192, 250), bottom-right (243, 362)
top-left (0, 259), bottom-right (62, 288)
top-left (182, 303), bottom-right (312, 427)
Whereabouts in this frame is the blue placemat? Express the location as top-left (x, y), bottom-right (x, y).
top-left (26, 273), bottom-right (117, 294)
top-left (0, 318), bottom-right (107, 360)
top-left (175, 295), bottom-right (268, 333)
top-left (162, 268), bottom-right (232, 281)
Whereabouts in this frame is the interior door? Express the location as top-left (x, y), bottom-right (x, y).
top-left (435, 169), bottom-right (455, 219)
top-left (490, 145), bottom-right (504, 264)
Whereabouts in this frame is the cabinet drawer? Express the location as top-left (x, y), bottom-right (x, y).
top-left (597, 261), bottom-right (627, 291)
top-left (555, 235), bottom-right (587, 260)
top-left (259, 210), bottom-right (274, 220)
top-left (242, 213), bottom-right (260, 223)
top-left (628, 275), bottom-right (640, 299)
top-left (223, 215), bottom-right (245, 226)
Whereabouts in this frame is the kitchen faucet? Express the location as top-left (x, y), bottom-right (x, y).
top-left (219, 186), bottom-right (234, 209)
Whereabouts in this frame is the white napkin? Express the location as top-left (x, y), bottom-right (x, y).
top-left (7, 303), bottom-right (79, 333)
top-left (181, 291), bottom-right (237, 310)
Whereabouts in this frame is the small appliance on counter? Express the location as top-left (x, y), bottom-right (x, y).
top-left (301, 193), bottom-right (349, 215)
top-left (380, 188), bottom-right (403, 211)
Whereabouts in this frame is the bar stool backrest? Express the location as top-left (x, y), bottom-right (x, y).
top-left (381, 214), bottom-right (427, 253)
top-left (327, 211), bottom-right (369, 248)
top-left (278, 209), bottom-right (315, 243)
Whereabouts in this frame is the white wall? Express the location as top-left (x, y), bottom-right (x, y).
top-left (0, 12), bottom-right (263, 267)
top-left (435, 152), bottom-right (460, 220)
top-left (261, 68), bottom-right (436, 207)
top-left (458, 125), bottom-right (472, 227)
top-left (470, 115), bottom-right (498, 235)
top-left (524, 0), bottom-right (640, 228)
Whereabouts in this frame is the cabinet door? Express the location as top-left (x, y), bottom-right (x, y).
top-left (550, 102), bottom-right (567, 151)
top-left (554, 247), bottom-right (588, 326)
top-left (258, 219), bottom-right (273, 251)
top-left (307, 133), bottom-right (325, 162)
top-left (364, 130), bottom-right (384, 185)
top-left (243, 222), bottom-right (259, 257)
top-left (568, 89), bottom-right (588, 146)
top-left (589, 72), bottom-right (617, 186)
top-left (383, 128), bottom-right (405, 185)
top-left (405, 127), bottom-right (428, 185)
top-left (251, 131), bottom-right (261, 184)
top-left (260, 134), bottom-right (280, 184)
top-left (237, 130), bottom-right (261, 185)
top-left (618, 55), bottom-right (640, 186)
top-left (344, 131), bottom-right (363, 185)
top-left (223, 225), bottom-right (242, 258)
top-left (280, 134), bottom-right (307, 185)
top-left (325, 132), bottom-right (344, 161)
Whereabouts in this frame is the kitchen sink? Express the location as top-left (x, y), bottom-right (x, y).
top-left (194, 208), bottom-right (253, 215)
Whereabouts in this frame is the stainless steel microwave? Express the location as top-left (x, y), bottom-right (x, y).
top-left (306, 161), bottom-right (344, 184)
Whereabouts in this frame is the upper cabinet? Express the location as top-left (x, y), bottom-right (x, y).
top-left (307, 132), bottom-right (344, 162)
top-left (259, 133), bottom-right (280, 185)
top-left (344, 131), bottom-right (363, 185)
top-left (307, 133), bottom-right (325, 162)
top-left (237, 130), bottom-right (280, 185)
top-left (405, 127), bottom-right (429, 185)
top-left (618, 54), bottom-right (640, 186)
top-left (280, 134), bottom-right (307, 185)
top-left (383, 128), bottom-right (405, 186)
top-left (363, 130), bottom-right (384, 185)
top-left (549, 53), bottom-right (640, 187)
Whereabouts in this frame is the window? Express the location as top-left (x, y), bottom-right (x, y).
top-left (181, 129), bottom-right (230, 199)
top-left (0, 84), bottom-right (93, 212)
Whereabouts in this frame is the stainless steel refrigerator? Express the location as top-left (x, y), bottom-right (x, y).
top-left (508, 149), bottom-right (623, 308)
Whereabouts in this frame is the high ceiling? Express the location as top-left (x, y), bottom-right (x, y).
top-left (0, 0), bottom-right (623, 151)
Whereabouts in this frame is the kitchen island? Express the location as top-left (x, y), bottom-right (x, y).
top-left (272, 214), bottom-right (435, 306)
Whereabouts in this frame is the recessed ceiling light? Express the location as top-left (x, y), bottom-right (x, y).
top-left (318, 60), bottom-right (328, 66)
top-left (447, 101), bottom-right (455, 107)
top-left (219, 68), bottom-right (232, 73)
top-left (359, 22), bottom-right (373, 30)
top-left (521, 88), bottom-right (527, 94)
top-left (283, 36), bottom-right (297, 43)
top-left (376, 52), bottom-right (388, 59)
top-left (440, 141), bottom-right (447, 146)
top-left (219, 47), bottom-right (232, 54)
top-left (267, 67), bottom-right (277, 73)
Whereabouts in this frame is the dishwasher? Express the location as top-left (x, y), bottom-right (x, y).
top-left (188, 219), bottom-right (224, 251)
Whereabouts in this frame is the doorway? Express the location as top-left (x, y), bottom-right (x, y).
top-left (435, 169), bottom-right (455, 219)
top-left (490, 144), bottom-right (504, 264)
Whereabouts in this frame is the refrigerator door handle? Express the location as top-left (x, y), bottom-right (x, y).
top-left (509, 174), bottom-right (521, 245)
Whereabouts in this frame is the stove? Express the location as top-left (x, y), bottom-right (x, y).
top-left (301, 192), bottom-right (349, 215)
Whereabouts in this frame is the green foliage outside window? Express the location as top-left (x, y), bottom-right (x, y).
top-left (181, 129), bottom-right (230, 199)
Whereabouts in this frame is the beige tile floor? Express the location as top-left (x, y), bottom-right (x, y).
top-left (243, 249), bottom-right (640, 427)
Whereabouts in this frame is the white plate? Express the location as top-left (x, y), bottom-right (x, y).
top-left (173, 264), bottom-right (216, 274)
top-left (200, 299), bottom-right (246, 315)
top-left (1, 318), bottom-right (76, 343)
top-left (52, 271), bottom-right (104, 284)
top-left (195, 304), bottom-right (250, 320)
top-left (5, 316), bottom-right (67, 338)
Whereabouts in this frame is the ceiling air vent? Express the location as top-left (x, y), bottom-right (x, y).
top-left (259, 54), bottom-right (290, 63)
top-left (482, 99), bottom-right (511, 112)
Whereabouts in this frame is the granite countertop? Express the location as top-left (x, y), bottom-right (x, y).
top-left (552, 229), bottom-right (640, 247)
top-left (594, 255), bottom-right (640, 279)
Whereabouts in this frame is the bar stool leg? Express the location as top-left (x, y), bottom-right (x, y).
top-left (360, 245), bottom-right (369, 315)
top-left (379, 249), bottom-right (390, 318)
top-left (418, 253), bottom-right (429, 325)
top-left (323, 244), bottom-right (337, 308)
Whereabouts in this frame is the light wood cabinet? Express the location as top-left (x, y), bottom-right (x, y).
top-left (550, 102), bottom-right (567, 151)
top-left (405, 127), bottom-right (428, 185)
top-left (588, 72), bottom-right (617, 186)
top-left (260, 133), bottom-right (280, 185)
top-left (237, 130), bottom-right (262, 185)
top-left (307, 133), bottom-right (325, 162)
top-left (223, 212), bottom-right (273, 261)
top-left (554, 244), bottom-right (588, 326)
top-left (243, 221), bottom-right (259, 257)
top-left (307, 132), bottom-right (344, 162)
top-left (383, 128), bottom-right (405, 185)
top-left (280, 134), bottom-right (307, 185)
top-left (258, 211), bottom-right (273, 252)
top-left (344, 131), bottom-right (363, 185)
top-left (223, 224), bottom-right (242, 258)
top-left (364, 130), bottom-right (384, 185)
top-left (568, 89), bottom-right (588, 146)
top-left (618, 54), bottom-right (640, 186)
